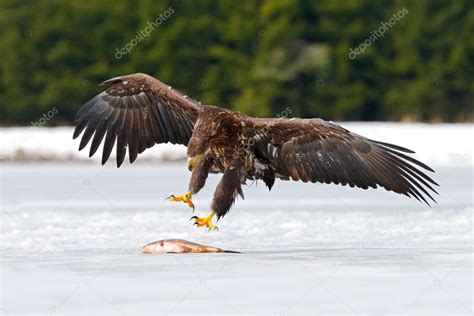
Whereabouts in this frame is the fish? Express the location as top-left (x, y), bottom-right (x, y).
top-left (142, 239), bottom-right (240, 254)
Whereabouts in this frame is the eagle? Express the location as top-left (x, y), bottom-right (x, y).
top-left (73, 73), bottom-right (438, 230)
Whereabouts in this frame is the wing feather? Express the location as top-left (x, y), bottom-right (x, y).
top-left (116, 130), bottom-right (127, 167)
top-left (89, 119), bottom-right (108, 157)
top-left (79, 116), bottom-right (100, 151)
top-left (102, 127), bottom-right (117, 165)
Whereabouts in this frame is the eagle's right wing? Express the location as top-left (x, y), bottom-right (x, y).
top-left (250, 117), bottom-right (439, 205)
top-left (73, 73), bottom-right (202, 167)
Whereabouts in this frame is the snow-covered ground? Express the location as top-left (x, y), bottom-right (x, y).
top-left (0, 123), bottom-right (473, 315)
top-left (1, 123), bottom-right (473, 166)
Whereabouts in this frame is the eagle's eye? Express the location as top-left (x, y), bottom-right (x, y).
top-left (160, 242), bottom-right (164, 247)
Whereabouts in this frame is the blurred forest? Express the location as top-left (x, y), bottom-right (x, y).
top-left (0, 0), bottom-right (473, 125)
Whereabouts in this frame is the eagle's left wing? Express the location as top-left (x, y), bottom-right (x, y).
top-left (73, 73), bottom-right (202, 167)
top-left (249, 118), bottom-right (439, 205)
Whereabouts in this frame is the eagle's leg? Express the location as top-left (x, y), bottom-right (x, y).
top-left (167, 154), bottom-right (212, 211)
top-left (192, 163), bottom-right (243, 231)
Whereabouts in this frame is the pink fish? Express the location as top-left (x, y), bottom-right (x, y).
top-left (142, 239), bottom-right (240, 254)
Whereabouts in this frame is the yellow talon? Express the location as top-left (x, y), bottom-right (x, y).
top-left (191, 211), bottom-right (218, 231)
top-left (167, 192), bottom-right (195, 211)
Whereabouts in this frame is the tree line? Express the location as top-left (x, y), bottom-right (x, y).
top-left (1, 0), bottom-right (472, 125)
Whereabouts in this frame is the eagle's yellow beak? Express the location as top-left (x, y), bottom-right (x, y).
top-left (187, 154), bottom-right (202, 171)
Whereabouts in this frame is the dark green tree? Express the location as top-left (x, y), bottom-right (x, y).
top-left (0, 0), bottom-right (472, 125)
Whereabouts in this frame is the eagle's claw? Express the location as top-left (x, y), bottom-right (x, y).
top-left (167, 192), bottom-right (195, 211)
top-left (190, 211), bottom-right (218, 231)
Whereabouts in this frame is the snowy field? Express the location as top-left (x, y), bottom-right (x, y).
top-left (0, 123), bottom-right (473, 315)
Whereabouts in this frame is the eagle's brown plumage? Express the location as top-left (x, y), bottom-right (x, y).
top-left (73, 73), bottom-right (199, 166)
top-left (73, 73), bottom-right (438, 221)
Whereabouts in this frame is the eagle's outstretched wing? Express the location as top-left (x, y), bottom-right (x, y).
top-left (73, 73), bottom-right (202, 167)
top-left (250, 118), bottom-right (439, 205)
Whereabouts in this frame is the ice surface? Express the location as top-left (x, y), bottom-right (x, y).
top-left (1, 161), bottom-right (472, 315)
top-left (1, 122), bottom-right (473, 315)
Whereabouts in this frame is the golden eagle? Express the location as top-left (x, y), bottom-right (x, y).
top-left (73, 73), bottom-right (438, 230)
